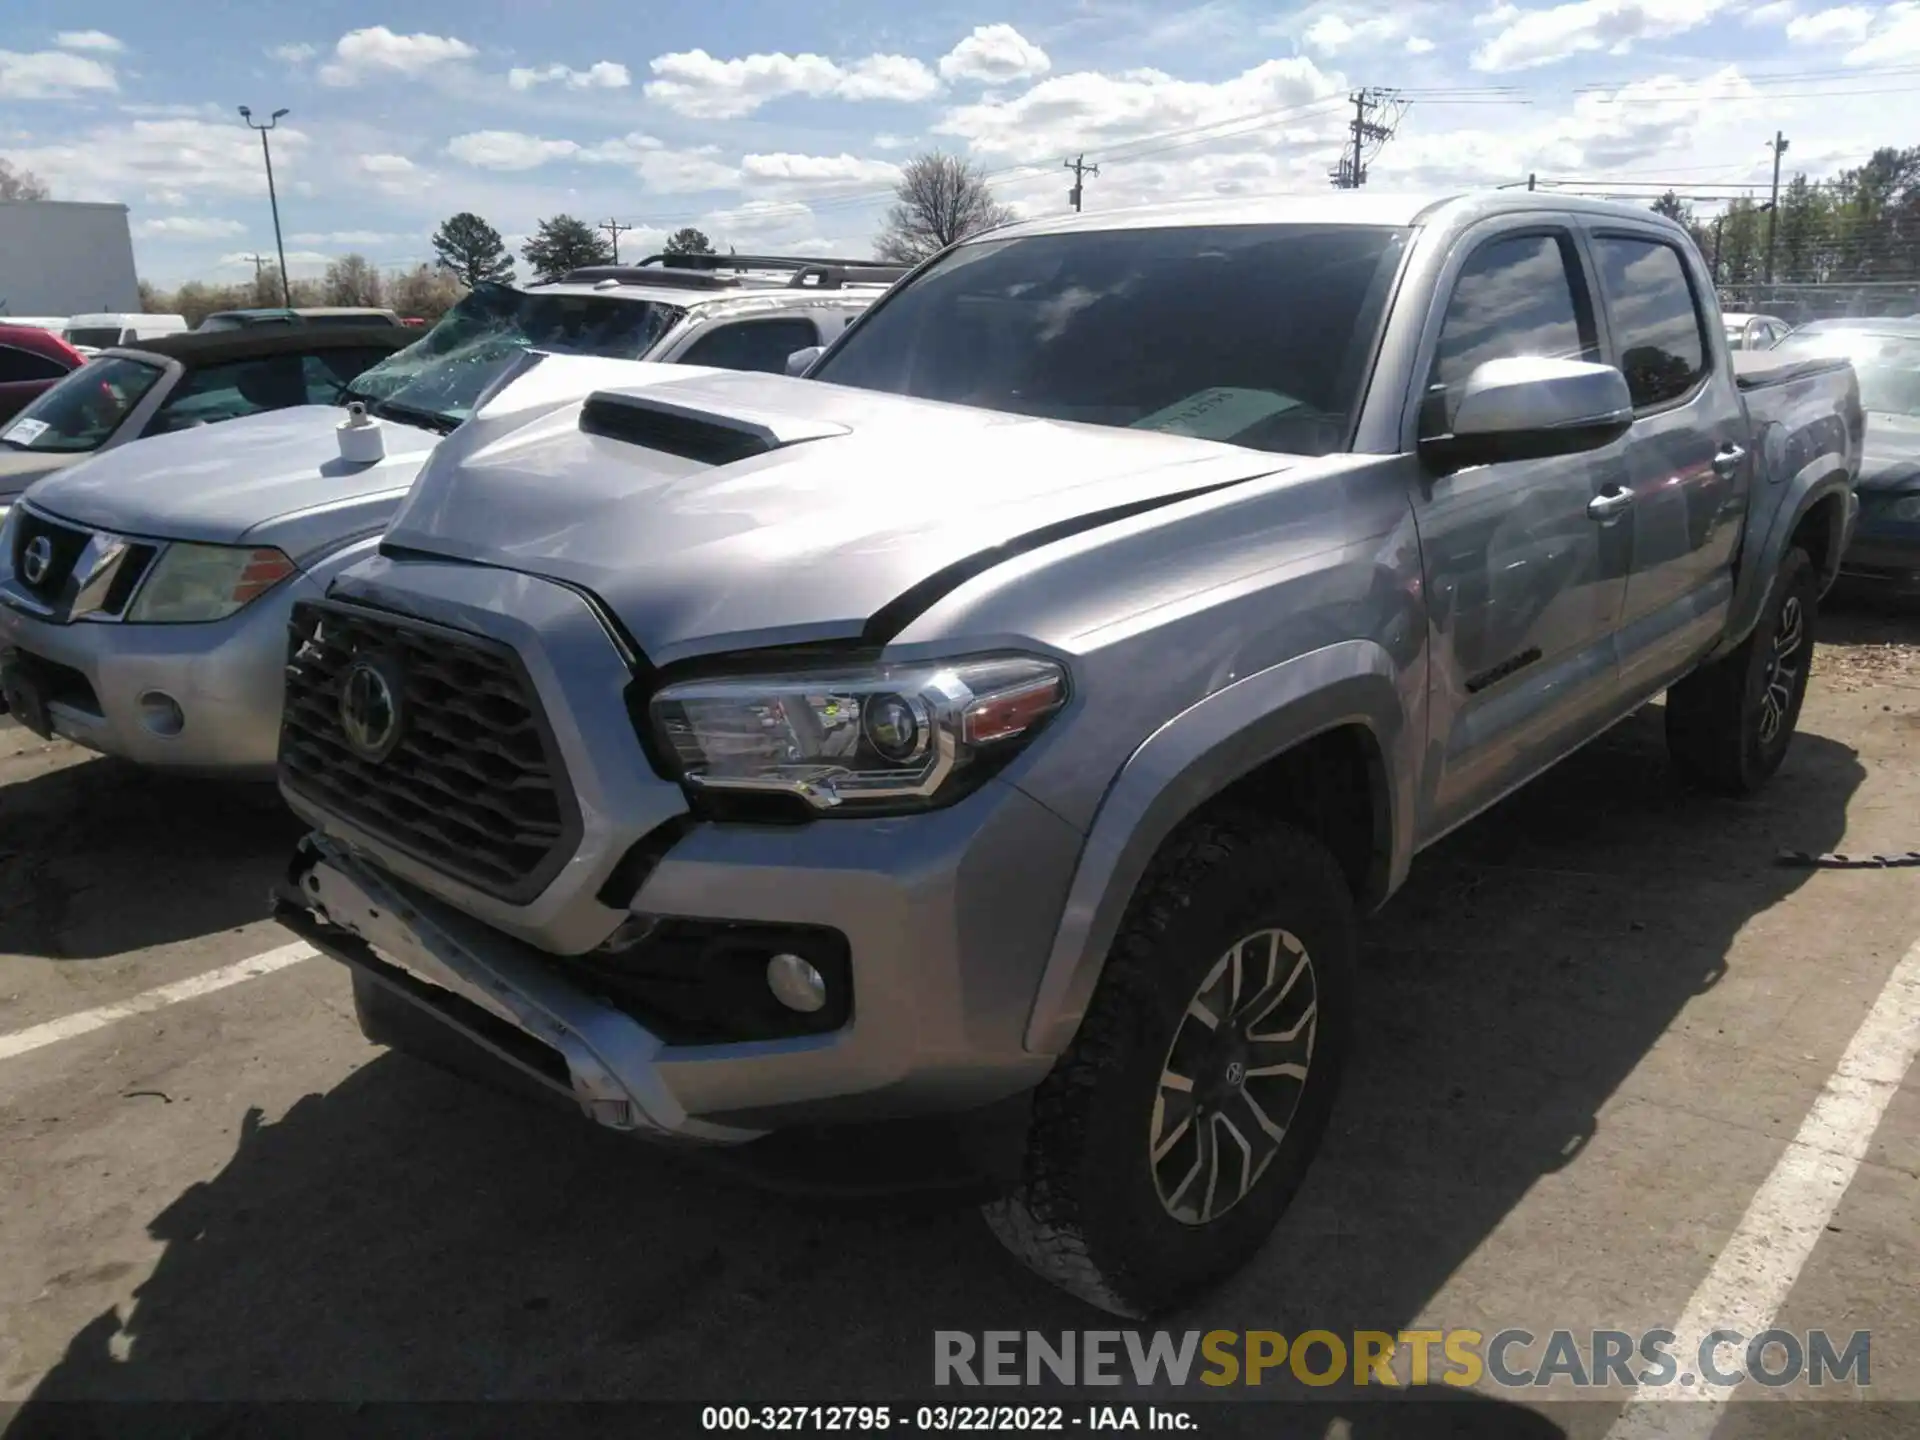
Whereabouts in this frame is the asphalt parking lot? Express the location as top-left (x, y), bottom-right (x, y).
top-left (1, 605), bottom-right (1916, 1439)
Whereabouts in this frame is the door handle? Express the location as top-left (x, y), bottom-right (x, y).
top-left (1712, 444), bottom-right (1746, 479)
top-left (1587, 487), bottom-right (1635, 522)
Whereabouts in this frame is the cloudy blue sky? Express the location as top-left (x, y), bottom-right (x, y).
top-left (3, 1), bottom-right (1916, 285)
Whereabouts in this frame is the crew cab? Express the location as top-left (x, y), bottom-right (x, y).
top-left (271, 193), bottom-right (1862, 1316)
top-left (0, 260), bottom-right (889, 775)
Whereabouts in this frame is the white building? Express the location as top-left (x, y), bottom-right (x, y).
top-left (0, 201), bottom-right (140, 318)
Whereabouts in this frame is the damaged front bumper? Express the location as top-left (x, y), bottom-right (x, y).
top-left (275, 832), bottom-right (765, 1145)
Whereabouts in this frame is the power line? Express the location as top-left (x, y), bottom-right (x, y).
top-left (1331, 88), bottom-right (1402, 189)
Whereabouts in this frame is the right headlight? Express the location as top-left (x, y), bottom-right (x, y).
top-left (1885, 494), bottom-right (1920, 522)
top-left (126, 542), bottom-right (295, 623)
top-left (648, 653), bottom-right (1069, 815)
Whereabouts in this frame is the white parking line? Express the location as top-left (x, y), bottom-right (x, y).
top-left (1606, 931), bottom-right (1920, 1438)
top-left (0, 941), bottom-right (317, 1063)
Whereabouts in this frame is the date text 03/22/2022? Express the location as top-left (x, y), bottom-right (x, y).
top-left (701, 1405), bottom-right (1196, 1432)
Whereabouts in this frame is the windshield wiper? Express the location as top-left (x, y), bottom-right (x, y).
top-left (370, 397), bottom-right (459, 435)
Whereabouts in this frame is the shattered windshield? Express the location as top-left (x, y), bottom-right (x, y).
top-left (342, 282), bottom-right (685, 430)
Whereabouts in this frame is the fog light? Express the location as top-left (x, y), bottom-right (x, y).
top-left (137, 690), bottom-right (184, 737)
top-left (766, 952), bottom-right (827, 1013)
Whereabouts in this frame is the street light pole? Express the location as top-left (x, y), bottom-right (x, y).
top-left (238, 105), bottom-right (292, 307)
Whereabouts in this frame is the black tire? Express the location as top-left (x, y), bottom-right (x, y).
top-left (1665, 546), bottom-right (1818, 796)
top-left (983, 815), bottom-right (1357, 1317)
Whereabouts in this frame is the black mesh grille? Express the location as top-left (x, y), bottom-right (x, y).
top-left (279, 600), bottom-right (580, 902)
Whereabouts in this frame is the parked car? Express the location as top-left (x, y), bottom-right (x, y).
top-left (1771, 316), bottom-right (1920, 596)
top-left (0, 317), bottom-right (69, 335)
top-left (1722, 311), bottom-right (1792, 351)
top-left (0, 260), bottom-right (892, 773)
top-left (264, 192), bottom-right (1863, 1316)
top-left (198, 306), bottom-right (407, 332)
top-left (64, 312), bottom-right (191, 354)
top-left (0, 324), bottom-right (84, 426)
top-left (0, 326), bottom-right (409, 511)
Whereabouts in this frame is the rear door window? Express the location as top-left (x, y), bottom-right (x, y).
top-left (1, 356), bottom-right (164, 451)
top-left (1591, 236), bottom-right (1710, 410)
top-left (1423, 232), bottom-right (1597, 434)
top-left (0, 345), bottom-right (69, 383)
top-left (679, 317), bottom-right (823, 373)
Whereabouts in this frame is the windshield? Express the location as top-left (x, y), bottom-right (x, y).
top-left (344, 282), bottom-right (686, 429)
top-left (1772, 329), bottom-right (1920, 417)
top-left (811, 223), bottom-right (1410, 456)
top-left (0, 356), bottom-right (165, 452)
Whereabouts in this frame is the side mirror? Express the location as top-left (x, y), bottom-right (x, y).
top-left (1419, 357), bottom-right (1633, 473)
top-left (785, 345), bottom-right (824, 378)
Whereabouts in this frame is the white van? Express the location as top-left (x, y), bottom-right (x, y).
top-left (63, 312), bottom-right (191, 353)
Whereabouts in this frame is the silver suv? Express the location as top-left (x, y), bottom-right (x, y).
top-left (275, 193), bottom-right (1861, 1315)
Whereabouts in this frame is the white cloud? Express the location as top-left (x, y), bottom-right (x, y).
top-left (1302, 14), bottom-right (1405, 51)
top-left (872, 133), bottom-right (915, 150)
top-left (1745, 0), bottom-right (1797, 20)
top-left (1471, 0), bottom-right (1727, 71)
top-left (644, 48), bottom-right (940, 118)
top-left (1846, 0), bottom-right (1920, 59)
top-left (218, 248), bottom-right (335, 275)
top-left (1406, 35), bottom-right (1437, 52)
top-left (0, 48), bottom-right (117, 99)
top-left (1786, 5), bottom-right (1875, 41)
top-left (936, 24), bottom-right (1051, 84)
top-left (936, 56), bottom-right (1341, 158)
top-left (739, 152), bottom-right (903, 187)
top-left (288, 229), bottom-right (407, 245)
top-left (54, 30), bottom-right (124, 53)
top-left (136, 215), bottom-right (245, 239)
top-left (577, 133), bottom-right (742, 192)
top-left (319, 26), bottom-right (475, 86)
top-left (270, 42), bottom-right (317, 64)
top-left (446, 130), bottom-right (579, 171)
top-left (3, 118), bottom-right (306, 203)
top-left (507, 60), bottom-right (631, 91)
top-left (358, 153), bottom-right (416, 175)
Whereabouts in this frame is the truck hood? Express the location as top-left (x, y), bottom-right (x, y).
top-left (22, 405), bottom-right (442, 553)
top-left (386, 364), bottom-right (1306, 662)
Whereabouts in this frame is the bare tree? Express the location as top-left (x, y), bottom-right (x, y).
top-left (875, 153), bottom-right (1016, 263)
top-left (323, 253), bottom-right (385, 307)
top-left (0, 159), bottom-right (51, 201)
top-left (389, 263), bottom-right (468, 323)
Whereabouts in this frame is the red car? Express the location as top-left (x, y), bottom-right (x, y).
top-left (0, 324), bottom-right (84, 425)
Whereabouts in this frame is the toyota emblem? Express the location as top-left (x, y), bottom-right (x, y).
top-left (1224, 1060), bottom-right (1246, 1087)
top-left (339, 656), bottom-right (405, 762)
top-left (21, 535), bottom-right (53, 586)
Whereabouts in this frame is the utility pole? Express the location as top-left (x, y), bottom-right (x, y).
top-left (599, 218), bottom-right (633, 263)
top-left (241, 252), bottom-right (268, 281)
top-left (1330, 89), bottom-right (1400, 189)
top-left (1765, 130), bottom-right (1790, 286)
top-left (237, 105), bottom-right (292, 307)
top-left (1064, 154), bottom-right (1099, 212)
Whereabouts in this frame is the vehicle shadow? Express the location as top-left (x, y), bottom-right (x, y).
top-left (0, 751), bottom-right (301, 960)
top-left (4, 707), bottom-right (1863, 1433)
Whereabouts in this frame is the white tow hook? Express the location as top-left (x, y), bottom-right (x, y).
top-left (336, 400), bottom-right (386, 464)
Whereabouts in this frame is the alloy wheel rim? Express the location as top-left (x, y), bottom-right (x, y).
top-left (1150, 928), bottom-right (1318, 1226)
top-left (1757, 594), bottom-right (1805, 747)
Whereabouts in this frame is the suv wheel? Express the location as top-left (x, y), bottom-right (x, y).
top-left (1665, 546), bottom-right (1817, 796)
top-left (984, 816), bottom-right (1356, 1316)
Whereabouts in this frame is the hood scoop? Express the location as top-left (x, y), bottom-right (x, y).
top-left (579, 390), bottom-right (851, 468)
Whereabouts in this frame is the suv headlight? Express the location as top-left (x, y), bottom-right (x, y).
top-left (649, 653), bottom-right (1068, 814)
top-left (127, 543), bottom-right (295, 623)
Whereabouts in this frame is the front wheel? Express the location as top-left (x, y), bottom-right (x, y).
top-left (1665, 546), bottom-right (1818, 796)
top-left (983, 816), bottom-right (1357, 1316)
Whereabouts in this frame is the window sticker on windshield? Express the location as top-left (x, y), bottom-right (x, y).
top-left (1130, 387), bottom-right (1302, 440)
top-left (3, 418), bottom-right (49, 446)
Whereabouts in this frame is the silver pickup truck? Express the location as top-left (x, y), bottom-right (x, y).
top-left (274, 192), bottom-right (1862, 1316)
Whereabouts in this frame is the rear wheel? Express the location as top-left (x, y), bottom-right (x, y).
top-left (1665, 546), bottom-right (1817, 795)
top-left (983, 816), bottom-right (1356, 1316)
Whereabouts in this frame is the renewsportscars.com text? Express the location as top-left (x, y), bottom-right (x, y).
top-left (933, 1329), bottom-right (1871, 1390)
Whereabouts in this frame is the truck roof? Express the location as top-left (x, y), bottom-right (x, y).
top-left (524, 276), bottom-right (881, 314)
top-left (987, 189), bottom-right (1698, 241)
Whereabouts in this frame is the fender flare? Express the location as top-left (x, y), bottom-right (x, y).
top-left (1021, 639), bottom-right (1413, 1055)
top-left (1719, 469), bottom-right (1855, 658)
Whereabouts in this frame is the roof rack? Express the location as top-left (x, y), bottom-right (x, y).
top-left (632, 252), bottom-right (886, 275)
top-left (785, 262), bottom-right (910, 290)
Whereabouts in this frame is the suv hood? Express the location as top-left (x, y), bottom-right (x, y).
top-left (385, 364), bottom-right (1304, 662)
top-left (23, 405), bottom-right (441, 553)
